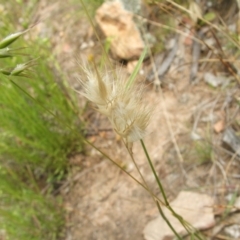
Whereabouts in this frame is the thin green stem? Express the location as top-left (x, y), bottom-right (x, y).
top-left (126, 47), bottom-right (147, 89)
top-left (26, 165), bottom-right (40, 193)
top-left (140, 139), bottom-right (169, 206)
top-left (141, 139), bottom-right (204, 240)
top-left (156, 201), bottom-right (182, 240)
top-left (124, 142), bottom-right (184, 239)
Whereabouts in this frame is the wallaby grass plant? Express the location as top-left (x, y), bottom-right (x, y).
top-left (78, 1), bottom-right (206, 239)
top-left (78, 64), bottom-right (204, 239)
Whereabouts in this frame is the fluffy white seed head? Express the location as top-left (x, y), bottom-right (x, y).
top-left (79, 66), bottom-right (152, 143)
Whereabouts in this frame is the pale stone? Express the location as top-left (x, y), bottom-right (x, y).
top-left (95, 1), bottom-right (144, 60)
top-left (143, 191), bottom-right (215, 240)
top-left (214, 120), bottom-right (225, 133)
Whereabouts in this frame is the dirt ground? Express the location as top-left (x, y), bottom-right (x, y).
top-left (34, 1), bottom-right (240, 239)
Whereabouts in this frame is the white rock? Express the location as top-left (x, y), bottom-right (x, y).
top-left (95, 1), bottom-right (144, 60)
top-left (143, 191), bottom-right (215, 240)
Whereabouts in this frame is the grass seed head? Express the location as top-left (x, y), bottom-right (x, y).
top-left (0, 48), bottom-right (12, 58)
top-left (79, 66), bottom-right (152, 143)
top-left (0, 31), bottom-right (26, 49)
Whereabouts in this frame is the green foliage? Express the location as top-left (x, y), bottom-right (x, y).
top-left (194, 140), bottom-right (213, 164)
top-left (1, 0), bottom-right (38, 29)
top-left (0, 166), bottom-right (64, 240)
top-left (0, 1), bottom-right (85, 239)
top-left (0, 35), bottom-right (84, 181)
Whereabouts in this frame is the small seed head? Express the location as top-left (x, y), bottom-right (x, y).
top-left (0, 31), bottom-right (26, 49)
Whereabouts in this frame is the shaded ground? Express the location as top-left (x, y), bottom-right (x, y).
top-left (34, 1), bottom-right (240, 239)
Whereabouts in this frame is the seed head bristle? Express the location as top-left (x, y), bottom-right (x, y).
top-left (79, 66), bottom-right (152, 143)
